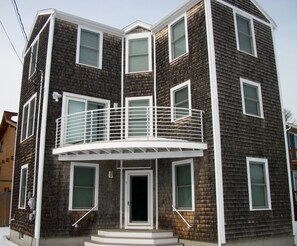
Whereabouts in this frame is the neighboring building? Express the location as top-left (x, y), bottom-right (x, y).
top-left (0, 111), bottom-right (17, 192)
top-left (10, 1), bottom-right (294, 246)
top-left (0, 111), bottom-right (17, 226)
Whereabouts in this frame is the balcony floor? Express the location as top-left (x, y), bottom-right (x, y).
top-left (53, 138), bottom-right (207, 161)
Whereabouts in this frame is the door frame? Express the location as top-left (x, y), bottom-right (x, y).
top-left (124, 170), bottom-right (153, 229)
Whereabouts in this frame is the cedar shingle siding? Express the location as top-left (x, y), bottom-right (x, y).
top-left (10, 1), bottom-right (293, 245)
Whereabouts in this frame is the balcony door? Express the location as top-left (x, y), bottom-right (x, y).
top-left (63, 93), bottom-right (110, 144)
top-left (126, 96), bottom-right (153, 138)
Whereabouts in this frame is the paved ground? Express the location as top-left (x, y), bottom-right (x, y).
top-left (0, 227), bottom-right (17, 246)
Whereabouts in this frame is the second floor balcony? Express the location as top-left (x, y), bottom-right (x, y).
top-left (53, 106), bottom-right (207, 161)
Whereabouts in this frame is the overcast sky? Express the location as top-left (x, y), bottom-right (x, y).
top-left (0, 0), bottom-right (296, 121)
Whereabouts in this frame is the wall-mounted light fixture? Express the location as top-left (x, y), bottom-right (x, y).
top-left (52, 92), bottom-right (62, 102)
top-left (108, 171), bottom-right (114, 179)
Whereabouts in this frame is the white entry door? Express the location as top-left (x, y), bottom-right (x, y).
top-left (125, 170), bottom-right (153, 229)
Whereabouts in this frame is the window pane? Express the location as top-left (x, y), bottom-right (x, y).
top-left (81, 30), bottom-right (99, 49)
top-left (238, 35), bottom-right (253, 54)
top-left (237, 15), bottom-right (251, 36)
top-left (30, 42), bottom-right (38, 76)
top-left (250, 163), bottom-right (265, 184)
top-left (177, 186), bottom-right (192, 208)
top-left (19, 167), bottom-right (27, 208)
top-left (129, 39), bottom-right (148, 56)
top-left (74, 167), bottom-right (95, 186)
top-left (251, 185), bottom-right (266, 207)
top-left (244, 84), bottom-right (258, 100)
top-left (175, 87), bottom-right (188, 105)
top-left (79, 47), bottom-right (99, 67)
top-left (172, 18), bottom-right (185, 41)
top-left (129, 56), bottom-right (149, 72)
top-left (67, 100), bottom-right (85, 144)
top-left (73, 187), bottom-right (94, 208)
top-left (245, 99), bottom-right (259, 116)
top-left (176, 165), bottom-right (191, 186)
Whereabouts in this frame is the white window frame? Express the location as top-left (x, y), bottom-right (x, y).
top-left (170, 80), bottom-right (192, 122)
top-left (69, 162), bottom-right (99, 211)
top-left (18, 164), bottom-right (28, 209)
top-left (240, 78), bottom-right (264, 119)
top-left (125, 33), bottom-right (152, 74)
top-left (234, 10), bottom-right (257, 57)
top-left (28, 39), bottom-right (39, 78)
top-left (21, 93), bottom-right (37, 142)
top-left (168, 14), bottom-right (189, 62)
top-left (246, 157), bottom-right (271, 211)
top-left (172, 159), bottom-right (195, 212)
top-left (125, 96), bottom-right (153, 139)
top-left (76, 26), bottom-right (103, 69)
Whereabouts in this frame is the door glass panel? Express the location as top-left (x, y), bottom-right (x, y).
top-left (67, 100), bottom-right (85, 144)
top-left (130, 176), bottom-right (148, 222)
top-left (128, 99), bottom-right (150, 137)
top-left (86, 102), bottom-right (105, 142)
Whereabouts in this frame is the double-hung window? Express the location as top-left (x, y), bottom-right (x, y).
top-left (169, 15), bottom-right (188, 62)
top-left (29, 39), bottom-right (38, 78)
top-left (21, 94), bottom-right (36, 142)
top-left (126, 33), bottom-right (152, 73)
top-left (69, 162), bottom-right (99, 210)
top-left (170, 80), bottom-right (191, 121)
top-left (234, 12), bottom-right (257, 56)
top-left (77, 27), bottom-right (103, 68)
top-left (240, 78), bottom-right (263, 118)
top-left (247, 157), bottom-right (271, 210)
top-left (172, 159), bottom-right (194, 211)
top-left (18, 164), bottom-right (28, 209)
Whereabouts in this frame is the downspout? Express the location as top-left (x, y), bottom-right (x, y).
top-left (271, 25), bottom-right (296, 240)
top-left (153, 33), bottom-right (158, 229)
top-left (204, 0), bottom-right (226, 245)
top-left (34, 13), bottom-right (56, 246)
top-left (120, 36), bottom-right (124, 228)
top-left (33, 70), bottom-right (44, 197)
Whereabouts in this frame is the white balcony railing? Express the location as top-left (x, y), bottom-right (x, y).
top-left (55, 106), bottom-right (204, 148)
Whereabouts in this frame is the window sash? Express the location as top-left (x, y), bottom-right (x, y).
top-left (172, 84), bottom-right (190, 120)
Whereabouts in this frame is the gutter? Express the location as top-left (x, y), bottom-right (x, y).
top-left (34, 12), bottom-right (56, 246)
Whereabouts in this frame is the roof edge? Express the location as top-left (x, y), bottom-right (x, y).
top-left (251, 0), bottom-right (277, 29)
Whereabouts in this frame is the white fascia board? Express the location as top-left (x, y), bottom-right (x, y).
top-left (57, 150), bottom-right (205, 161)
top-left (152, 0), bottom-right (201, 33)
top-left (54, 9), bottom-right (123, 37)
top-left (53, 140), bottom-right (208, 155)
top-left (123, 20), bottom-right (153, 34)
top-left (250, 0), bottom-right (277, 29)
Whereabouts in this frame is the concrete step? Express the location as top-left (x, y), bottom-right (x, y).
top-left (84, 229), bottom-right (183, 246)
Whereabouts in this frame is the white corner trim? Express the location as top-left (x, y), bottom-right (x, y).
top-left (204, 0), bottom-right (226, 245)
top-left (271, 25), bottom-right (295, 237)
top-left (34, 13), bottom-right (56, 244)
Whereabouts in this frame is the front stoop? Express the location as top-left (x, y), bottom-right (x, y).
top-left (84, 229), bottom-right (184, 246)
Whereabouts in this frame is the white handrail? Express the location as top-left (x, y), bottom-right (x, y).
top-left (72, 204), bottom-right (98, 227)
top-left (172, 205), bottom-right (192, 230)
